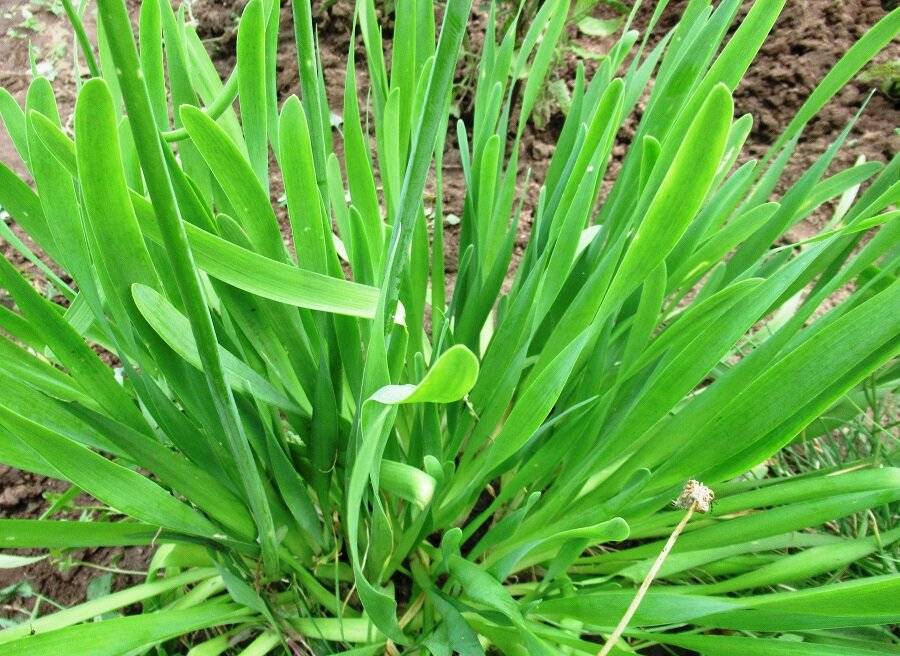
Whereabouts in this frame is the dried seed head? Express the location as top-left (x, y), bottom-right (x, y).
top-left (675, 480), bottom-right (714, 513)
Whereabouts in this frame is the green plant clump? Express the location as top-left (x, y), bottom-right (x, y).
top-left (0, 0), bottom-right (898, 654)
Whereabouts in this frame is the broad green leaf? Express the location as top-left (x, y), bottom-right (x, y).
top-left (370, 345), bottom-right (479, 404)
top-left (347, 343), bottom-right (479, 641)
top-left (0, 520), bottom-right (162, 548)
top-left (180, 105), bottom-right (285, 261)
top-left (132, 284), bottom-right (303, 413)
top-left (139, 0), bottom-right (168, 131)
top-left (279, 96), bottom-right (330, 273)
top-left (0, 254), bottom-right (147, 432)
top-left (133, 200), bottom-right (380, 318)
top-left (536, 591), bottom-right (740, 626)
top-left (695, 529), bottom-right (900, 594)
top-left (0, 406), bottom-right (221, 538)
top-left (605, 84), bottom-right (734, 310)
top-left (237, 0), bottom-right (268, 189)
top-left (380, 459), bottom-right (437, 509)
top-left (661, 281), bottom-right (900, 485)
top-left (0, 88), bottom-right (28, 164)
top-left (74, 78), bottom-right (161, 323)
top-left (639, 632), bottom-right (893, 656)
top-left (0, 569), bottom-right (218, 644)
top-left (0, 603), bottom-right (251, 656)
top-left (0, 161), bottom-right (59, 264)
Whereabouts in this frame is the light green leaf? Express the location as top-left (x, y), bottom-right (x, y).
top-left (370, 345), bottom-right (479, 404)
top-left (132, 284), bottom-right (304, 413)
top-left (0, 554), bottom-right (46, 569)
top-left (577, 16), bottom-right (623, 37)
top-left (0, 603), bottom-right (251, 656)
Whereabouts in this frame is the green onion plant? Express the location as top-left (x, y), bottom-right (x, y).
top-left (0, 0), bottom-right (897, 653)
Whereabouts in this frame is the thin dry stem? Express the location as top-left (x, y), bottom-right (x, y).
top-left (597, 503), bottom-right (696, 656)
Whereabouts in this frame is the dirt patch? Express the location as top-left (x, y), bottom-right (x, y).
top-left (0, 466), bottom-right (150, 621)
top-left (733, 0), bottom-right (898, 239)
top-left (0, 2), bottom-right (83, 178)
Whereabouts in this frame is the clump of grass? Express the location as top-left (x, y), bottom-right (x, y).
top-left (0, 0), bottom-right (897, 654)
top-left (858, 59), bottom-right (899, 98)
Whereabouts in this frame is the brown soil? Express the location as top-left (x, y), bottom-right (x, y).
top-left (0, 466), bottom-right (150, 620)
top-left (0, 0), bottom-right (896, 628)
top-left (733, 0), bottom-right (898, 239)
